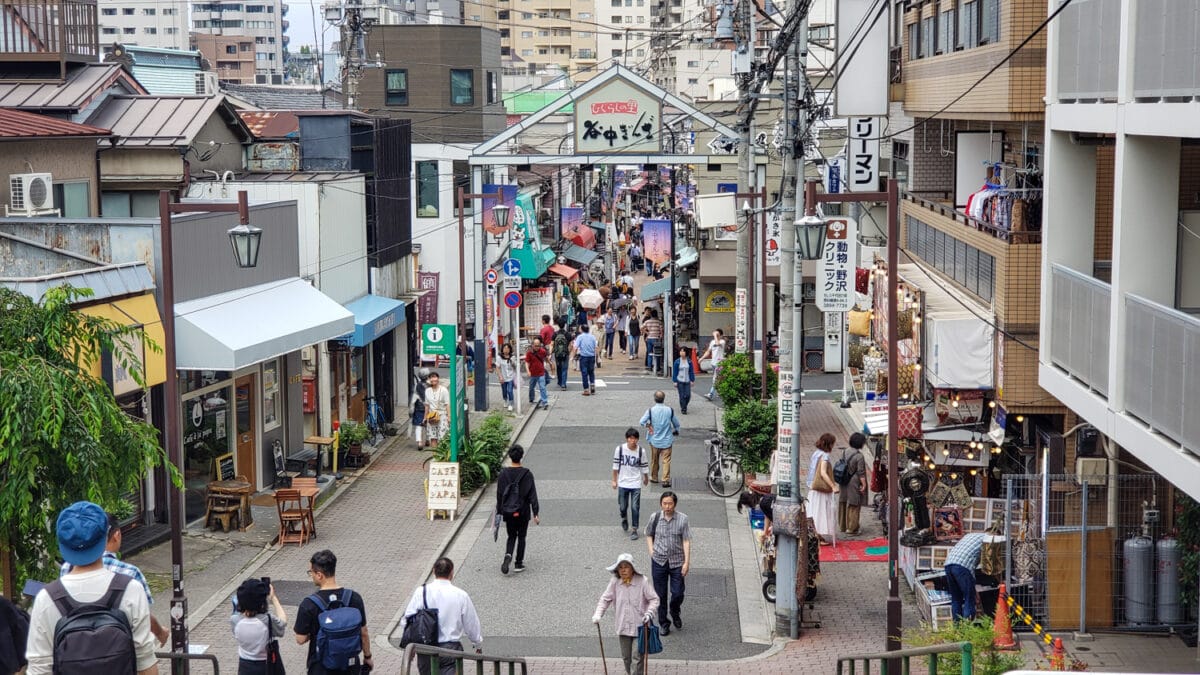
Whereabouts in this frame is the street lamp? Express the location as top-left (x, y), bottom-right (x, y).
top-left (158, 190), bottom-right (259, 672)
top-left (795, 213), bottom-right (827, 262)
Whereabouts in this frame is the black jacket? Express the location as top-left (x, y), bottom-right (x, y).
top-left (0, 596), bottom-right (28, 674)
top-left (496, 466), bottom-right (539, 519)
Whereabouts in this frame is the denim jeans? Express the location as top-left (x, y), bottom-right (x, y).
top-left (707, 364), bottom-right (721, 397)
top-left (651, 559), bottom-right (686, 625)
top-left (555, 356), bottom-right (569, 388)
top-left (645, 338), bottom-right (660, 371)
top-left (604, 332), bottom-right (615, 358)
top-left (580, 355), bottom-right (596, 391)
top-left (500, 380), bottom-right (514, 404)
top-left (945, 563), bottom-right (977, 621)
top-left (676, 381), bottom-right (692, 413)
top-left (528, 374), bottom-right (547, 405)
top-left (629, 335), bottom-right (640, 358)
top-left (617, 487), bottom-right (641, 529)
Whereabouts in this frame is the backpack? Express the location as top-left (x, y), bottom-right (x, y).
top-left (500, 468), bottom-right (527, 517)
top-left (833, 448), bottom-right (854, 486)
top-left (398, 585), bottom-right (440, 648)
top-left (553, 332), bottom-right (570, 359)
top-left (307, 590), bottom-right (363, 670)
top-left (48, 573), bottom-right (137, 675)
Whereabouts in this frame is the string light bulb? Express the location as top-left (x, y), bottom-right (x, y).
top-left (970, 469), bottom-right (978, 476)
top-left (988, 401), bottom-right (996, 409)
top-left (942, 448), bottom-right (950, 457)
top-left (1016, 415), bottom-right (1025, 423)
top-left (967, 451), bottom-right (975, 460)
top-left (952, 399), bottom-right (959, 408)
top-left (950, 473), bottom-right (958, 480)
top-left (913, 314), bottom-right (922, 324)
top-left (914, 363), bottom-right (922, 371)
top-left (928, 463), bottom-right (936, 470)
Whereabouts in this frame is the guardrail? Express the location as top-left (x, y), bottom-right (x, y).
top-left (156, 651), bottom-right (221, 674)
top-left (1124, 293), bottom-right (1200, 455)
top-left (401, 644), bottom-right (528, 675)
top-left (1049, 264), bottom-right (1111, 397)
top-left (836, 642), bottom-right (973, 675)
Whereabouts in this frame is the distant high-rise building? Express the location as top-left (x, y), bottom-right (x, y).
top-left (97, 0), bottom-right (189, 50)
top-left (190, 0), bottom-right (287, 80)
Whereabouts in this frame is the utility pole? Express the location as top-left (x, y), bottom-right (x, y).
top-left (734, 0), bottom-right (754, 355)
top-left (324, 0), bottom-right (383, 109)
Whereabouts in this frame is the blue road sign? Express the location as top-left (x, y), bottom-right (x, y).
top-left (502, 258), bottom-right (522, 276)
top-left (503, 291), bottom-right (522, 309)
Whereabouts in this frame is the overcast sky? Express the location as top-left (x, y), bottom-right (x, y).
top-left (286, 1), bottom-right (330, 53)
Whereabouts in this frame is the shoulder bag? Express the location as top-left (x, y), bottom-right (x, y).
top-left (637, 622), bottom-right (663, 656)
top-left (810, 456), bottom-right (834, 493)
top-left (1012, 500), bottom-right (1045, 583)
top-left (399, 585), bottom-right (440, 648)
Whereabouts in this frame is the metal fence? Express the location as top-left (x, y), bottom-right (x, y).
top-left (1002, 474), bottom-right (1186, 633)
top-left (1124, 293), bottom-right (1200, 456)
top-left (1049, 264), bottom-right (1110, 397)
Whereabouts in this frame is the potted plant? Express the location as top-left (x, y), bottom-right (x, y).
top-left (338, 420), bottom-right (371, 450)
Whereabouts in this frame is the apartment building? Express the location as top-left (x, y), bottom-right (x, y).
top-left (1038, 0), bottom-right (1200, 500)
top-left (97, 1), bottom-right (188, 50)
top-left (379, 0), bottom-right (463, 24)
top-left (191, 0), bottom-right (287, 79)
top-left (498, 1), bottom-right (598, 81)
top-left (191, 33), bottom-right (258, 84)
top-left (597, 0), bottom-right (652, 71)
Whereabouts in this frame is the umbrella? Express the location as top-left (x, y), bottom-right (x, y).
top-left (611, 297), bottom-right (631, 310)
top-left (578, 288), bottom-right (604, 309)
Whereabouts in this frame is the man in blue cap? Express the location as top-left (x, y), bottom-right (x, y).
top-left (25, 501), bottom-right (159, 675)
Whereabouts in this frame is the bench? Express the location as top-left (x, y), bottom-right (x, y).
top-left (288, 447), bottom-right (319, 475)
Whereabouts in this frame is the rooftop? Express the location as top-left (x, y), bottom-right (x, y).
top-left (0, 63), bottom-right (147, 112)
top-left (85, 95), bottom-right (250, 147)
top-left (0, 108), bottom-right (110, 139)
top-left (222, 83), bottom-right (342, 111)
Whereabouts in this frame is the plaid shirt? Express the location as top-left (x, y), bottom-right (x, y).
top-left (945, 533), bottom-right (986, 569)
top-left (61, 551), bottom-right (153, 605)
top-left (646, 511), bottom-right (691, 567)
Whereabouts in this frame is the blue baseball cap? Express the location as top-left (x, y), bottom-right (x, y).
top-left (57, 501), bottom-right (109, 567)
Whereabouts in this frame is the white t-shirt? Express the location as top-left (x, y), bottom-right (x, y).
top-left (612, 443), bottom-right (649, 489)
top-left (496, 357), bottom-right (517, 384)
top-left (26, 568), bottom-right (157, 675)
top-left (710, 338), bottom-right (726, 365)
top-left (230, 612), bottom-right (287, 661)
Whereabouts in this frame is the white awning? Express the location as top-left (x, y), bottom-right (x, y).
top-left (898, 263), bottom-right (994, 389)
top-left (175, 277), bottom-right (354, 370)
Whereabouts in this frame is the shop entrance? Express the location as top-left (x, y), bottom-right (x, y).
top-left (372, 332), bottom-right (395, 422)
top-left (235, 374), bottom-right (257, 487)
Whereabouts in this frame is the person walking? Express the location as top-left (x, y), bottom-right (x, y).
top-left (671, 347), bottom-right (696, 414)
top-left (837, 432), bottom-right (869, 536)
top-left (699, 329), bottom-right (727, 400)
top-left (551, 326), bottom-right (571, 390)
top-left (400, 558), bottom-right (483, 675)
top-left (943, 532), bottom-right (987, 621)
top-left (641, 310), bottom-right (663, 374)
top-left (230, 578), bottom-right (287, 675)
top-left (294, 550), bottom-right (371, 675)
top-left (423, 372), bottom-right (450, 448)
top-left (612, 428), bottom-right (650, 541)
top-left (539, 314), bottom-right (556, 348)
top-left (496, 445), bottom-right (540, 574)
top-left (806, 433), bottom-right (840, 545)
top-left (0, 594), bottom-right (27, 675)
top-left (639, 391), bottom-right (681, 488)
top-left (616, 307), bottom-right (629, 354)
top-left (644, 491), bottom-right (691, 636)
top-left (572, 324), bottom-right (599, 396)
top-left (496, 343), bottom-right (517, 412)
top-left (592, 553), bottom-right (659, 675)
top-left (524, 337), bottom-right (550, 410)
top-left (410, 368), bottom-right (429, 446)
top-left (603, 308), bottom-right (617, 360)
top-left (627, 311), bottom-right (641, 361)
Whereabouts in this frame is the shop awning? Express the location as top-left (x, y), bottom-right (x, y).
top-left (622, 178), bottom-right (648, 192)
top-left (78, 293), bottom-right (167, 390)
top-left (548, 263), bottom-right (579, 280)
top-left (562, 243), bottom-right (599, 266)
top-left (676, 246), bottom-right (699, 269)
top-left (566, 225), bottom-right (597, 249)
top-left (340, 294), bottom-right (405, 347)
top-left (641, 274), bottom-right (688, 301)
top-left (175, 277), bottom-right (354, 370)
top-left (898, 263), bottom-right (994, 389)
top-left (587, 220), bottom-right (606, 233)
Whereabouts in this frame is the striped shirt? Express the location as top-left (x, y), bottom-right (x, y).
top-left (945, 533), bottom-right (986, 569)
top-left (641, 318), bottom-right (663, 340)
top-left (61, 551), bottom-right (154, 605)
top-left (646, 510), bottom-right (691, 567)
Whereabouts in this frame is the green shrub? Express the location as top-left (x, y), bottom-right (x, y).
top-left (903, 619), bottom-right (1026, 675)
top-left (714, 352), bottom-right (777, 407)
top-left (426, 412), bottom-right (513, 494)
top-left (722, 399), bottom-right (777, 474)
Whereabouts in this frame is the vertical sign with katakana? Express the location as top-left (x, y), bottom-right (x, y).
top-left (847, 117), bottom-right (880, 192)
top-left (816, 217), bottom-right (858, 313)
top-left (774, 370), bottom-right (795, 498)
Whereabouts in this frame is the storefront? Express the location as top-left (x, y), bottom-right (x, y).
top-left (333, 294), bottom-right (405, 424)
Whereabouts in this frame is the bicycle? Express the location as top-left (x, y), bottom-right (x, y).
top-left (363, 395), bottom-right (389, 447)
top-left (705, 431), bottom-right (745, 498)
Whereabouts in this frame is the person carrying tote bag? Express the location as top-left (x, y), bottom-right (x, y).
top-left (805, 433), bottom-right (840, 546)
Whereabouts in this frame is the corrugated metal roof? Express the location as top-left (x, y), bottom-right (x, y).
top-left (0, 108), bottom-right (111, 138)
top-left (85, 95), bottom-right (248, 147)
top-left (131, 66), bottom-right (200, 96)
top-left (0, 262), bottom-right (155, 303)
top-left (0, 63), bottom-right (148, 111)
top-left (226, 171), bottom-right (362, 182)
top-left (239, 111), bottom-right (300, 139)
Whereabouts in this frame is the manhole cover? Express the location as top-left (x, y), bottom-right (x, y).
top-left (683, 572), bottom-right (727, 598)
top-left (271, 580), bottom-right (316, 606)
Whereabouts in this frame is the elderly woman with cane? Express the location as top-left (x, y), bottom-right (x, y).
top-left (593, 553), bottom-right (659, 674)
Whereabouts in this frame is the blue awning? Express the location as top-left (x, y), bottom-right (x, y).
top-left (562, 243), bottom-right (598, 265)
top-left (587, 220), bottom-right (607, 232)
top-left (342, 294), bottom-right (405, 347)
top-left (640, 274), bottom-right (689, 301)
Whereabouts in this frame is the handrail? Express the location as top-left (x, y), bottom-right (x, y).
top-left (903, 191), bottom-right (1042, 244)
top-left (401, 643), bottom-right (529, 675)
top-left (836, 641), bottom-right (973, 675)
top-left (155, 651), bottom-right (221, 674)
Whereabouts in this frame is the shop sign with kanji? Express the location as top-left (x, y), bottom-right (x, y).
top-left (574, 78), bottom-right (662, 154)
top-left (816, 217), bottom-right (858, 312)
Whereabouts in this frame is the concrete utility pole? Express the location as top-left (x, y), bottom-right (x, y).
top-left (325, 0), bottom-right (383, 109)
top-left (734, 0), bottom-right (754, 354)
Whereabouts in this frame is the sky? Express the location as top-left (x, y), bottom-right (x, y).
top-left (286, 1), bottom-right (327, 53)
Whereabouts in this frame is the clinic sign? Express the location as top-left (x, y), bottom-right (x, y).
top-left (816, 217), bottom-right (858, 312)
top-left (574, 79), bottom-right (662, 154)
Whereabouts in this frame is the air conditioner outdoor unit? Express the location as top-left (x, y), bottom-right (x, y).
top-left (1075, 457), bottom-right (1109, 486)
top-left (255, 73), bottom-right (268, 84)
top-left (6, 173), bottom-right (57, 216)
top-left (195, 71), bottom-right (218, 95)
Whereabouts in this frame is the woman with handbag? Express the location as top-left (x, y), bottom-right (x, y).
top-left (230, 578), bottom-right (287, 675)
top-left (806, 433), bottom-right (840, 545)
top-left (593, 553), bottom-right (660, 675)
top-left (423, 372), bottom-right (450, 448)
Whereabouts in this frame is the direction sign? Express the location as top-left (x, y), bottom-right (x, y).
top-left (503, 291), bottom-right (522, 309)
top-left (484, 269), bottom-right (499, 285)
top-left (502, 258), bottom-right (522, 277)
top-left (503, 275), bottom-right (521, 291)
top-left (422, 323), bottom-right (456, 355)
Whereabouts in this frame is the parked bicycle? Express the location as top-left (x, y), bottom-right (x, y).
top-left (705, 431), bottom-right (745, 497)
top-left (363, 395), bottom-right (390, 446)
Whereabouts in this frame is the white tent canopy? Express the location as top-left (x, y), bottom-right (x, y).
top-left (898, 262), bottom-right (995, 390)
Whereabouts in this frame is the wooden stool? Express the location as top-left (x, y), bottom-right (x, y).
top-left (205, 494), bottom-right (241, 532)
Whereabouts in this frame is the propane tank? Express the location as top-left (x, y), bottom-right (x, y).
top-left (1123, 534), bottom-right (1155, 625)
top-left (1156, 537), bottom-right (1182, 624)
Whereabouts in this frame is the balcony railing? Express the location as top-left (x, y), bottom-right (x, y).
top-left (904, 191), bottom-right (1042, 244)
top-left (1056, 0), bottom-right (1119, 102)
top-left (1133, 0), bottom-right (1200, 100)
top-left (1124, 293), bottom-right (1200, 456)
top-left (1050, 264), bottom-right (1110, 397)
top-left (0, 0), bottom-right (99, 71)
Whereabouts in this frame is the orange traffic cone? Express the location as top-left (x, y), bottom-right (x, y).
top-left (993, 583), bottom-right (1018, 650)
top-left (1049, 637), bottom-right (1066, 670)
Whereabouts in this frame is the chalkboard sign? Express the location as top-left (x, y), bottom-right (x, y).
top-left (215, 453), bottom-right (235, 481)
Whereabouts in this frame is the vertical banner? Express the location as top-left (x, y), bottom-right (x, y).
top-left (824, 311), bottom-right (844, 373)
top-left (561, 206), bottom-right (586, 243)
top-left (641, 218), bottom-right (672, 264)
top-left (765, 210), bottom-right (782, 267)
top-left (513, 192), bottom-right (540, 251)
top-left (847, 118), bottom-right (880, 192)
top-left (482, 184), bottom-right (518, 235)
top-left (816, 217), bottom-right (858, 312)
top-left (774, 370), bottom-right (794, 498)
top-left (735, 287), bottom-right (748, 353)
top-left (417, 271), bottom-right (440, 325)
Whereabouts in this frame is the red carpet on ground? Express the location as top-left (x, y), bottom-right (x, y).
top-left (820, 537), bottom-right (889, 563)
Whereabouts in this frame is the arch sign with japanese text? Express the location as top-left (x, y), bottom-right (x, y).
top-left (574, 78), bottom-right (662, 154)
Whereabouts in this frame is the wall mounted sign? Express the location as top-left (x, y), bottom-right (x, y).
top-left (816, 217), bottom-right (858, 312)
top-left (574, 78), bottom-right (662, 154)
top-left (704, 290), bottom-right (734, 312)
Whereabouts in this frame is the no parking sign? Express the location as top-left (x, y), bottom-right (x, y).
top-left (503, 291), bottom-right (522, 309)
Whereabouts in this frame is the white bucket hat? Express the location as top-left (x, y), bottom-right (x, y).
top-left (606, 552), bottom-right (641, 575)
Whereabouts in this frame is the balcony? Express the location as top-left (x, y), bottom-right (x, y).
top-left (1124, 294), bottom-right (1200, 456)
top-left (0, 0), bottom-right (99, 77)
top-left (1056, 0), bottom-right (1119, 102)
top-left (904, 192), bottom-right (1041, 245)
top-left (1132, 0), bottom-right (1200, 100)
top-left (1049, 264), bottom-right (1110, 397)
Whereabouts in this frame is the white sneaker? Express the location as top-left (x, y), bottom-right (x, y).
top-left (507, 405), bottom-right (513, 412)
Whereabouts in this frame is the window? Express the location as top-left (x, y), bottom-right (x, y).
top-left (521, 12), bottom-right (533, 18)
top-left (979, 0), bottom-right (999, 44)
top-left (226, 45), bottom-right (238, 54)
top-left (520, 30), bottom-right (532, 37)
top-left (538, 29), bottom-right (549, 36)
top-left (123, 27), bottom-right (136, 34)
top-left (612, 15), bottom-right (621, 22)
top-left (101, 8), bottom-right (116, 15)
top-left (487, 71), bottom-right (497, 104)
top-left (52, 182), bottom-right (89, 217)
top-left (578, 31), bottom-right (592, 37)
top-left (450, 68), bottom-right (473, 105)
top-left (145, 27), bottom-right (157, 34)
top-left (809, 24), bottom-right (831, 42)
top-left (163, 8), bottom-right (176, 15)
top-left (240, 42), bottom-right (252, 51)
top-left (636, 48), bottom-right (644, 55)
top-left (143, 8), bottom-right (156, 15)
top-left (261, 359), bottom-right (281, 430)
top-left (538, 48), bottom-right (548, 54)
top-left (579, 11), bottom-right (591, 18)
top-left (166, 28), bottom-right (178, 34)
top-left (941, 6), bottom-right (956, 53)
top-left (521, 48), bottom-right (533, 55)
top-left (500, 28), bottom-right (510, 37)
top-left (385, 69), bottom-right (408, 105)
top-left (636, 15), bottom-right (644, 22)
top-left (416, 161), bottom-right (439, 217)
top-left (122, 7), bottom-right (134, 15)
top-left (611, 0), bottom-right (620, 5)
top-left (921, 16), bottom-right (934, 58)
top-left (612, 49), bottom-right (623, 57)
top-left (687, 78), bottom-right (698, 84)
top-left (498, 10), bottom-right (509, 18)
top-left (611, 32), bottom-right (621, 39)
top-left (959, 1), bottom-right (978, 49)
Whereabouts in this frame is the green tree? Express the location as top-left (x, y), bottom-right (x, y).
top-left (0, 287), bottom-right (173, 597)
top-left (722, 399), bottom-right (778, 474)
top-left (714, 352), bottom-right (777, 407)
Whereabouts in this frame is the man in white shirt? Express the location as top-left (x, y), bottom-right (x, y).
top-left (401, 558), bottom-right (483, 675)
top-left (26, 501), bottom-right (158, 675)
top-left (700, 328), bottom-right (727, 401)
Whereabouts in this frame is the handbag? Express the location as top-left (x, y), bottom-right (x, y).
top-left (810, 458), bottom-right (834, 493)
top-left (399, 585), bottom-right (440, 647)
top-left (637, 622), bottom-right (663, 655)
top-left (870, 441), bottom-right (887, 494)
top-left (980, 539), bottom-right (1005, 576)
top-left (266, 639), bottom-right (286, 675)
top-left (1013, 502), bottom-right (1045, 583)
top-left (772, 502), bottom-right (805, 538)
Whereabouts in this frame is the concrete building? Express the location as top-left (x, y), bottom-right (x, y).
top-left (598, 0), bottom-right (653, 71)
top-left (192, 33), bottom-right (259, 84)
top-left (1038, 0), bottom-right (1200, 500)
top-left (97, 1), bottom-right (188, 49)
top-left (500, 0), bottom-right (598, 80)
top-left (379, 0), bottom-right (463, 24)
top-left (190, 0), bottom-right (287, 81)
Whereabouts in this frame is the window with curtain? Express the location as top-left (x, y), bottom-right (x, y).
top-left (979, 0), bottom-right (999, 44)
top-left (909, 22), bottom-right (920, 59)
top-left (450, 68), bottom-right (474, 105)
top-left (959, 1), bottom-right (978, 49)
top-left (940, 6), bottom-right (955, 53)
top-left (385, 69), bottom-right (408, 105)
top-left (921, 16), bottom-right (934, 58)
top-left (416, 160), bottom-right (439, 217)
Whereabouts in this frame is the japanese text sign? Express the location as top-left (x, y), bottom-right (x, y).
top-left (574, 79), bottom-right (661, 154)
top-left (816, 217), bottom-right (858, 312)
top-left (847, 117), bottom-right (880, 192)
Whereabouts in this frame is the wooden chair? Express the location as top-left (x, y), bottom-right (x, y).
top-left (291, 477), bottom-right (318, 537)
top-left (204, 493), bottom-right (241, 532)
top-left (275, 489), bottom-right (310, 545)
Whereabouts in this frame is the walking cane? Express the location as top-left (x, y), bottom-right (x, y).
top-left (596, 623), bottom-right (609, 675)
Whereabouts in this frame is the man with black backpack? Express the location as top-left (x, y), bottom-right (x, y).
top-left (496, 445), bottom-right (540, 575)
top-left (25, 501), bottom-right (158, 675)
top-left (294, 550), bottom-right (372, 675)
top-left (400, 558), bottom-right (483, 675)
top-left (836, 432), bottom-right (869, 536)
top-left (551, 327), bottom-right (571, 391)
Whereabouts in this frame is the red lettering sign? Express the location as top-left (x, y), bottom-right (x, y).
top-left (590, 99), bottom-right (639, 115)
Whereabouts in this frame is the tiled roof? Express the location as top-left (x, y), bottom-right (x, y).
top-left (0, 108), bottom-right (111, 138)
top-left (222, 84), bottom-right (342, 111)
top-left (0, 63), bottom-right (148, 112)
